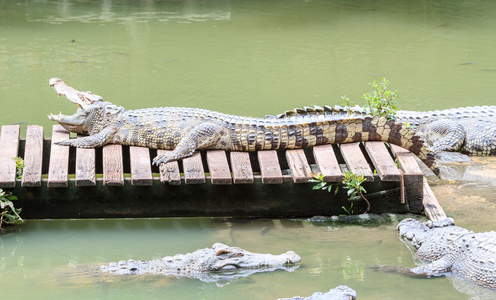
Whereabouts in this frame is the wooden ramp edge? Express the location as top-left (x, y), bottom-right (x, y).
top-left (422, 178), bottom-right (447, 222)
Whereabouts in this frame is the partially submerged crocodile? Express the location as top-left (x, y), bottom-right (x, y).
top-left (47, 78), bottom-right (439, 175)
top-left (278, 285), bottom-right (357, 300)
top-left (276, 105), bottom-right (496, 160)
top-left (379, 218), bottom-right (496, 290)
top-left (69, 243), bottom-right (301, 284)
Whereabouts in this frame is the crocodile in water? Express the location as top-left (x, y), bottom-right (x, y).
top-left (66, 243), bottom-right (301, 284)
top-left (378, 218), bottom-right (496, 290)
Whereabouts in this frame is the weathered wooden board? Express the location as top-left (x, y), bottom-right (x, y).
top-left (75, 134), bottom-right (96, 187)
top-left (285, 149), bottom-right (312, 183)
top-left (422, 178), bottom-right (447, 222)
top-left (102, 144), bottom-right (124, 186)
top-left (158, 150), bottom-right (181, 185)
top-left (47, 125), bottom-right (69, 188)
top-left (312, 145), bottom-right (342, 182)
top-left (230, 152), bottom-right (254, 184)
top-left (339, 143), bottom-right (374, 180)
top-left (206, 150), bottom-right (232, 185)
top-left (183, 152), bottom-right (206, 184)
top-left (258, 150), bottom-right (283, 184)
top-left (129, 146), bottom-right (153, 186)
top-left (390, 145), bottom-right (423, 175)
top-left (0, 125), bottom-right (20, 188)
top-left (364, 141), bottom-right (401, 181)
top-left (22, 125), bottom-right (43, 187)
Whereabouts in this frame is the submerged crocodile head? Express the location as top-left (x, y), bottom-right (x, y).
top-left (99, 243), bottom-right (301, 283)
top-left (48, 78), bottom-right (124, 134)
top-left (207, 243), bottom-right (301, 270)
top-left (397, 217), bottom-right (456, 250)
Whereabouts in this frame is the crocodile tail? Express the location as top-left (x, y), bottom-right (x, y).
top-left (317, 115), bottom-right (438, 175)
top-left (260, 115), bottom-right (438, 175)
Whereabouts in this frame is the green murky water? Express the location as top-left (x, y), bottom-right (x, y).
top-left (1, 0), bottom-right (496, 299)
top-left (0, 217), bottom-right (485, 299)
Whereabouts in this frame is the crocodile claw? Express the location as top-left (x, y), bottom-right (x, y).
top-left (152, 155), bottom-right (171, 166)
top-left (54, 139), bottom-right (76, 147)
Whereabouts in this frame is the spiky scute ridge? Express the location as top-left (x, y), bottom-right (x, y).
top-left (275, 104), bottom-right (496, 126)
top-left (398, 218), bottom-right (496, 289)
top-left (47, 78), bottom-right (439, 175)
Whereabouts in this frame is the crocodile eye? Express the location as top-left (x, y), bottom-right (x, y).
top-left (219, 264), bottom-right (237, 270)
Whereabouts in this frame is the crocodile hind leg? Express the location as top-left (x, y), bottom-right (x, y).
top-left (152, 122), bottom-right (223, 165)
top-left (417, 119), bottom-right (469, 161)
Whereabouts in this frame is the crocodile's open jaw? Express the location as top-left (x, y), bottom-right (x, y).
top-left (48, 78), bottom-right (106, 134)
top-left (49, 77), bottom-right (103, 111)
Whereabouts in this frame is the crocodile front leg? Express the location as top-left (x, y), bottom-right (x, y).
top-left (408, 256), bottom-right (452, 278)
top-left (375, 256), bottom-right (452, 278)
top-left (54, 127), bottom-right (117, 148)
top-left (152, 122), bottom-right (223, 165)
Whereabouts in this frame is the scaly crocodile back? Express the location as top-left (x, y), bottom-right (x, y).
top-left (396, 106), bottom-right (496, 126)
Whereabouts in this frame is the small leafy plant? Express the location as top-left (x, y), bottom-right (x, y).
top-left (362, 78), bottom-right (398, 120)
top-left (341, 203), bottom-right (354, 215)
top-left (0, 189), bottom-right (24, 231)
top-left (310, 170), bottom-right (371, 214)
top-left (341, 78), bottom-right (399, 120)
top-left (342, 171), bottom-right (367, 200)
top-left (309, 172), bottom-right (339, 194)
top-left (13, 157), bottom-right (24, 179)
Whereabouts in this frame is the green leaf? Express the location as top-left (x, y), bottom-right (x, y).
top-left (11, 218), bottom-right (24, 225)
top-left (3, 213), bottom-right (16, 222)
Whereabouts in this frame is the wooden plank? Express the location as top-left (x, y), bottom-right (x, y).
top-left (182, 152), bottom-right (205, 184)
top-left (102, 144), bottom-right (124, 186)
top-left (158, 150), bottom-right (181, 185)
top-left (339, 143), bottom-right (374, 181)
top-left (312, 145), bottom-right (342, 182)
top-left (129, 146), bottom-right (153, 186)
top-left (423, 178), bottom-right (447, 222)
top-left (390, 144), bottom-right (424, 211)
top-left (75, 134), bottom-right (96, 186)
top-left (389, 144), bottom-right (423, 175)
top-left (47, 125), bottom-right (69, 188)
top-left (206, 150), bottom-right (232, 185)
top-left (0, 125), bottom-right (20, 188)
top-left (22, 125), bottom-right (44, 187)
top-left (285, 149), bottom-right (312, 183)
top-left (364, 141), bottom-right (401, 181)
top-left (257, 150), bottom-right (283, 184)
top-left (230, 152), bottom-right (254, 184)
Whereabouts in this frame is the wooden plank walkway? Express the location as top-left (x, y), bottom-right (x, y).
top-left (0, 124), bottom-right (446, 219)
